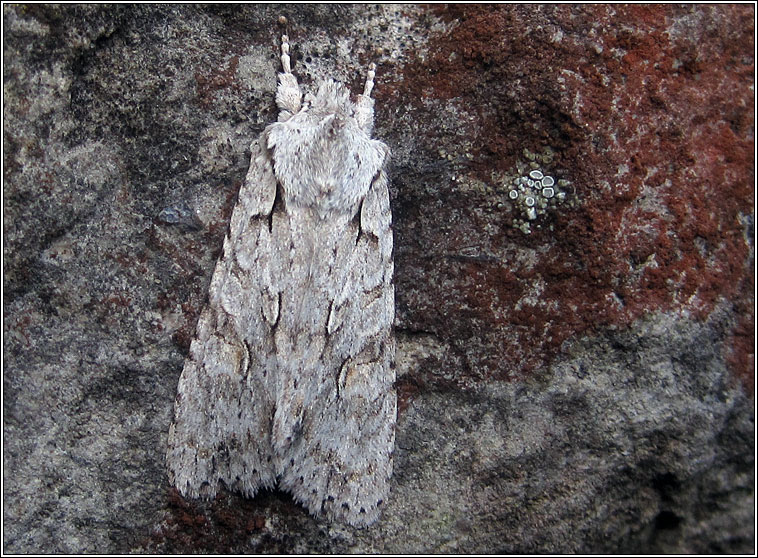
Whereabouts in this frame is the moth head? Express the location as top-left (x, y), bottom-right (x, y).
top-left (307, 79), bottom-right (354, 120)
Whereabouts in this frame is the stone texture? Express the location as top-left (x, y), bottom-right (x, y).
top-left (3, 4), bottom-right (753, 553)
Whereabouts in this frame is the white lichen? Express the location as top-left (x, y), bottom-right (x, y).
top-left (504, 148), bottom-right (570, 234)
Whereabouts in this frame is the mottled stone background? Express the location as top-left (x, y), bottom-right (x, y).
top-left (3, 4), bottom-right (754, 553)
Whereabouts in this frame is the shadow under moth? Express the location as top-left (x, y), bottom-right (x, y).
top-left (166, 28), bottom-right (396, 527)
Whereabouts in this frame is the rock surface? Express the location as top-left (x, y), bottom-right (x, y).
top-left (3, 4), bottom-right (753, 553)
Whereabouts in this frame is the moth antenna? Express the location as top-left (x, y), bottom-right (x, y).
top-left (363, 62), bottom-right (376, 98)
top-left (276, 30), bottom-right (302, 119)
top-left (280, 33), bottom-right (292, 74)
top-left (355, 62), bottom-right (376, 134)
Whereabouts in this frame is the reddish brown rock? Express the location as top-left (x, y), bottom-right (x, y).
top-left (391, 4), bottom-right (753, 390)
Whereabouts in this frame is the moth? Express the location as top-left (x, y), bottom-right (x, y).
top-left (166, 29), bottom-right (396, 527)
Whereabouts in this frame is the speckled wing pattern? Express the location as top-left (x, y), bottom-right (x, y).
top-left (166, 31), bottom-right (395, 527)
